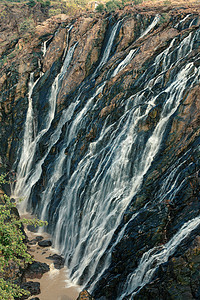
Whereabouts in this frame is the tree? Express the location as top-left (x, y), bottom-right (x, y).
top-left (0, 174), bottom-right (47, 299)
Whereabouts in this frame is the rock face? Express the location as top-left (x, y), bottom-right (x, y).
top-left (1, 2), bottom-right (200, 300)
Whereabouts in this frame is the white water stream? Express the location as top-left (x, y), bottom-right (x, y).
top-left (120, 215), bottom-right (200, 299)
top-left (12, 42), bottom-right (77, 211)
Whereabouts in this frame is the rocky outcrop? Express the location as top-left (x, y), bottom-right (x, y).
top-left (23, 261), bottom-right (50, 279)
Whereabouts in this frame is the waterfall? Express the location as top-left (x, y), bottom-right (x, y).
top-left (93, 20), bottom-right (121, 77)
top-left (12, 13), bottom-right (200, 299)
top-left (38, 82), bottom-right (106, 225)
top-left (12, 42), bottom-right (77, 211)
top-left (120, 215), bottom-right (200, 299)
top-left (42, 39), bottom-right (49, 57)
top-left (63, 25), bottom-right (73, 60)
top-left (112, 49), bottom-right (137, 77)
top-left (139, 14), bottom-right (160, 39)
top-left (49, 28), bottom-right (199, 290)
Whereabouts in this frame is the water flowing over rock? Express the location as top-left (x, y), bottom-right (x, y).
top-left (1, 3), bottom-right (200, 299)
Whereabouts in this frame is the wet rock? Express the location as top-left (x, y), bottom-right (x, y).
top-left (23, 261), bottom-right (50, 279)
top-left (46, 254), bottom-right (65, 269)
top-left (38, 239), bottom-right (52, 247)
top-left (30, 298), bottom-right (40, 300)
top-left (34, 236), bottom-right (44, 242)
top-left (29, 236), bottom-right (44, 245)
top-left (77, 290), bottom-right (95, 300)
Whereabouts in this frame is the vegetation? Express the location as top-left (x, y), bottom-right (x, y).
top-left (96, 3), bottom-right (105, 12)
top-left (105, 0), bottom-right (123, 12)
top-left (27, 0), bottom-right (51, 8)
top-left (0, 174), bottom-right (47, 300)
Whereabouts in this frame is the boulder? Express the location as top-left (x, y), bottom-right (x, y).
top-left (28, 236), bottom-right (44, 245)
top-left (46, 254), bottom-right (65, 269)
top-left (38, 239), bottom-right (52, 247)
top-left (24, 261), bottom-right (50, 279)
top-left (34, 236), bottom-right (44, 242)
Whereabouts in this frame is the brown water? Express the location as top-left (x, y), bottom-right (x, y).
top-left (23, 215), bottom-right (80, 300)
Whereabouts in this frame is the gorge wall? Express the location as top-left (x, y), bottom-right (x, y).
top-left (0, 3), bottom-right (200, 299)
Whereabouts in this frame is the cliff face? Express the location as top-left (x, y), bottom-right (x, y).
top-left (1, 3), bottom-right (200, 299)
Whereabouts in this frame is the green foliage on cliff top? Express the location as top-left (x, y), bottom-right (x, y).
top-left (0, 174), bottom-right (47, 299)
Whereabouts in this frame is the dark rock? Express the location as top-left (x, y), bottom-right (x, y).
top-left (30, 298), bottom-right (40, 300)
top-left (27, 225), bottom-right (39, 233)
top-left (46, 254), bottom-right (65, 269)
top-left (77, 290), bottom-right (95, 300)
top-left (38, 239), bottom-right (52, 247)
top-left (34, 236), bottom-right (44, 242)
top-left (23, 261), bottom-right (50, 279)
top-left (28, 240), bottom-right (37, 245)
top-left (28, 236), bottom-right (44, 245)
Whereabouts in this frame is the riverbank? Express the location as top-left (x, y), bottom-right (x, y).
top-left (24, 220), bottom-right (80, 300)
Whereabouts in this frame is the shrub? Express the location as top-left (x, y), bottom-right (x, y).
top-left (0, 174), bottom-right (47, 299)
top-left (96, 3), bottom-right (105, 13)
top-left (27, 0), bottom-right (36, 7)
top-left (49, 7), bottom-right (62, 16)
top-left (74, 0), bottom-right (87, 7)
top-left (106, 0), bottom-right (122, 12)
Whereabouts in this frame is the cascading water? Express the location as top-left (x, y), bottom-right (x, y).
top-left (139, 14), bottom-right (160, 39)
top-left (112, 49), bottom-right (137, 78)
top-left (120, 215), bottom-right (200, 299)
top-left (12, 13), bottom-right (200, 299)
top-left (12, 32), bottom-right (77, 211)
top-left (92, 19), bottom-right (121, 77)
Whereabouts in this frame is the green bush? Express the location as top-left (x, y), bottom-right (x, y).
top-left (49, 7), bottom-right (62, 16)
top-left (0, 174), bottom-right (47, 299)
top-left (96, 3), bottom-right (105, 13)
top-left (105, 0), bottom-right (122, 12)
top-left (27, 0), bottom-right (36, 7)
top-left (74, 0), bottom-right (87, 7)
